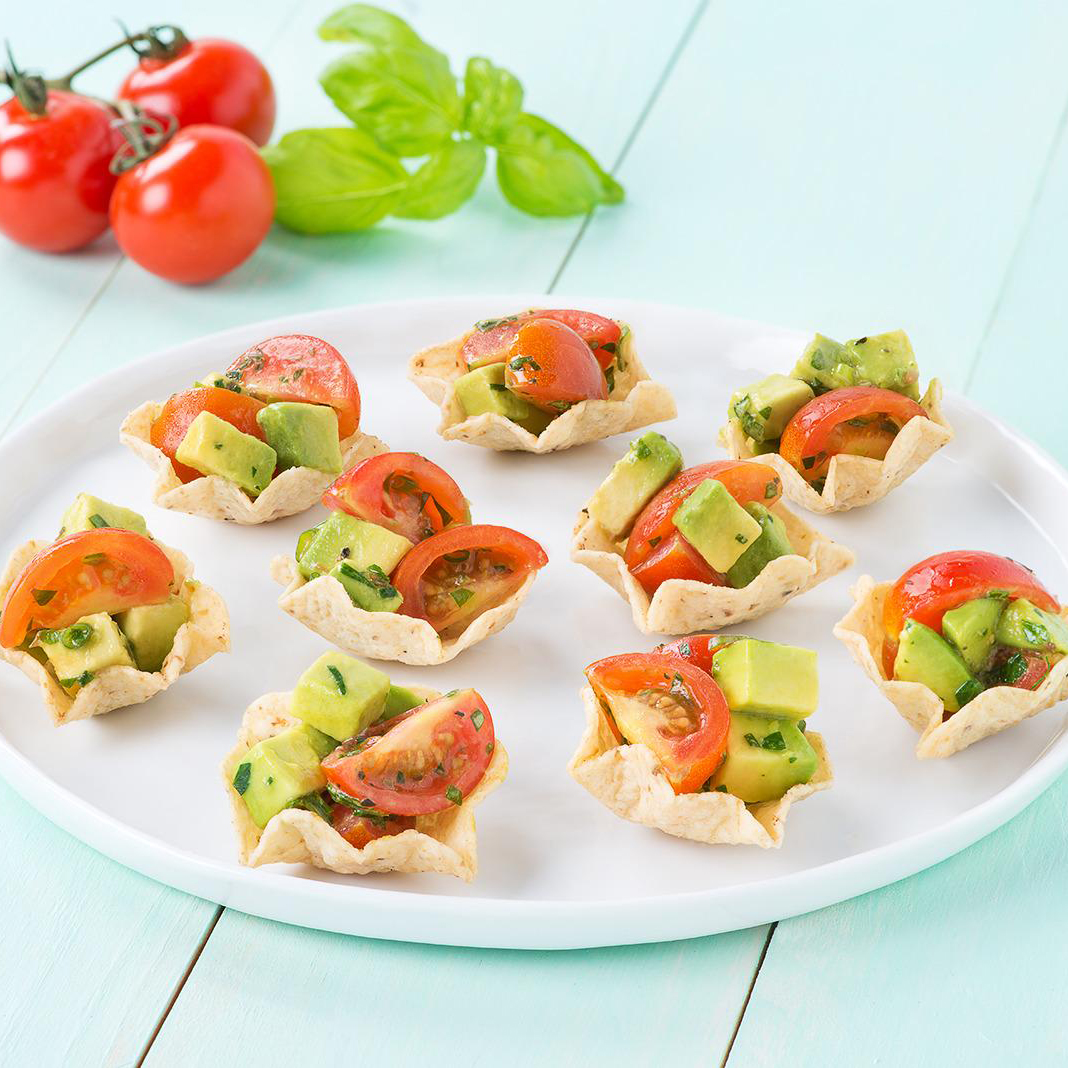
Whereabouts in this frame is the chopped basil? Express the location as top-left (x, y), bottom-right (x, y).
top-left (327, 665), bottom-right (347, 695)
top-left (801, 455), bottom-right (817, 471)
top-left (761, 731), bottom-right (786, 751)
top-left (233, 762), bottom-right (251, 795)
top-left (797, 719), bottom-right (806, 733)
top-left (744, 732), bottom-right (762, 748)
top-left (443, 550), bottom-right (471, 564)
top-left (471, 708), bottom-right (485, 731)
top-left (715, 784), bottom-right (729, 793)
top-left (765, 480), bottom-right (779, 499)
top-left (508, 355), bottom-right (541, 373)
top-left (488, 382), bottom-right (508, 392)
top-left (451, 588), bottom-right (474, 607)
top-left (1021, 620), bottom-right (1051, 647)
top-left (604, 366), bottom-right (616, 392)
top-left (600, 341), bottom-right (617, 354)
top-left (735, 533), bottom-right (748, 544)
top-left (214, 442), bottom-right (224, 450)
top-left (83, 553), bottom-right (106, 565)
top-left (37, 629), bottom-right (62, 644)
top-left (31, 589), bottom-right (56, 606)
top-left (88, 514), bottom-right (109, 528)
top-left (679, 641), bottom-right (691, 656)
top-left (998, 652), bottom-right (1028, 685)
top-left (486, 741), bottom-right (494, 755)
top-left (954, 678), bottom-right (984, 707)
top-left (287, 791), bottom-right (332, 821)
top-left (326, 783), bottom-right (388, 826)
top-left (445, 785), bottom-right (463, 806)
top-left (62, 622), bottom-right (93, 650)
top-left (633, 439), bottom-right (651, 460)
top-left (475, 314), bottom-right (519, 332)
top-left (549, 400), bottom-right (572, 412)
top-left (759, 406), bottom-right (772, 419)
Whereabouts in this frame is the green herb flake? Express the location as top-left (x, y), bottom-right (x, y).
top-left (451, 588), bottom-right (474, 607)
top-left (486, 741), bottom-right (494, 755)
top-left (633, 439), bottom-right (652, 460)
top-left (471, 708), bottom-right (485, 731)
top-left (287, 790), bottom-right (331, 821)
top-left (801, 455), bottom-right (817, 470)
top-left (508, 355), bottom-right (541, 373)
top-left (765, 480), bottom-right (779, 499)
top-left (715, 784), bottom-right (729, 793)
top-left (83, 553), bottom-right (106, 565)
top-left (488, 382), bottom-right (508, 391)
top-left (761, 731), bottom-right (786, 751)
top-left (797, 720), bottom-right (806, 733)
top-left (88, 514), bottom-right (109, 528)
top-left (233, 762), bottom-right (252, 795)
top-left (37, 629), bottom-right (61, 645)
top-left (955, 678), bottom-right (984, 707)
top-left (31, 589), bottom-right (56, 606)
top-left (744, 732), bottom-right (761, 748)
top-left (1021, 620), bottom-right (1051, 647)
top-left (1000, 652), bottom-right (1028, 685)
top-left (445, 785), bottom-right (463, 806)
top-left (327, 665), bottom-right (347, 695)
top-left (605, 366), bottom-right (616, 392)
top-left (62, 622), bottom-right (93, 650)
top-left (735, 533), bottom-right (748, 544)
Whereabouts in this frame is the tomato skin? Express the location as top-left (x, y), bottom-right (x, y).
top-left (505, 319), bottom-right (608, 413)
top-left (150, 387), bottom-right (267, 483)
top-left (460, 309), bottom-right (621, 371)
top-left (629, 532), bottom-right (723, 595)
top-left (0, 530), bottom-right (174, 648)
top-left (323, 452), bottom-right (469, 542)
top-left (656, 634), bottom-right (738, 675)
top-left (585, 652), bottom-right (730, 793)
top-left (0, 91), bottom-right (121, 252)
top-left (225, 334), bottom-right (361, 438)
top-left (118, 38), bottom-right (276, 147)
top-left (110, 125), bottom-right (274, 284)
top-left (330, 804), bottom-right (415, 848)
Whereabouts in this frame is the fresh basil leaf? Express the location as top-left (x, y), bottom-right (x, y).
top-left (496, 113), bottom-right (623, 216)
top-left (394, 139), bottom-right (486, 219)
top-left (263, 128), bottom-right (409, 233)
top-left (462, 57), bottom-right (523, 145)
top-left (320, 46), bottom-right (461, 157)
top-left (318, 3), bottom-right (430, 51)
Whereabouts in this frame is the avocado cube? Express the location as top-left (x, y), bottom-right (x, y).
top-left (893, 620), bottom-right (982, 712)
top-left (708, 713), bottom-right (818, 803)
top-left (297, 512), bottom-right (413, 581)
top-left (175, 410), bottom-right (277, 496)
top-left (587, 432), bottom-right (683, 539)
top-left (711, 639), bottom-right (818, 719)
top-left (115, 596), bottom-right (190, 673)
top-left (725, 502), bottom-right (795, 589)
top-left (292, 652), bottom-right (391, 741)
top-left (793, 330), bottom-right (920, 399)
top-left (672, 479), bottom-right (762, 573)
top-left (35, 612), bottom-right (135, 693)
top-left (941, 596), bottom-right (1005, 672)
top-left (256, 402), bottom-right (343, 474)
top-left (382, 683), bottom-right (425, 719)
top-left (59, 494), bottom-right (148, 537)
top-left (330, 561), bottom-right (403, 613)
top-left (728, 374), bottom-right (814, 444)
top-left (454, 363), bottom-right (553, 435)
top-left (232, 725), bottom-right (334, 829)
top-left (995, 598), bottom-right (1068, 655)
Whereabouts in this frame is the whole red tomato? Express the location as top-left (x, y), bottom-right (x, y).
top-left (0, 90), bottom-right (121, 252)
top-left (109, 124), bottom-right (274, 284)
top-left (117, 37), bottom-right (275, 146)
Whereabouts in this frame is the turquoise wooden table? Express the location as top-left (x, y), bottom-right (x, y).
top-left (3, 2), bottom-right (1068, 1063)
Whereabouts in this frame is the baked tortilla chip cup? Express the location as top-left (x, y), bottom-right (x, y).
top-left (222, 690), bottom-right (507, 881)
top-left (408, 323), bottom-right (677, 453)
top-left (834, 576), bottom-right (1068, 759)
top-left (568, 686), bottom-right (832, 847)
top-left (719, 381), bottom-right (953, 514)
top-left (571, 502), bottom-right (854, 635)
top-left (271, 555), bottom-right (539, 666)
top-left (0, 540), bottom-right (229, 726)
top-left (120, 401), bottom-right (389, 524)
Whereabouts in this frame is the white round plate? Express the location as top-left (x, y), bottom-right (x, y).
top-left (1, 297), bottom-right (1067, 950)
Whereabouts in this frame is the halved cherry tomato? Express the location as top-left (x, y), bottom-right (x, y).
top-left (322, 452), bottom-right (470, 542)
top-left (0, 530), bottom-right (174, 648)
top-left (624, 461), bottom-right (782, 571)
top-left (656, 633), bottom-right (745, 675)
top-left (585, 653), bottom-right (730, 793)
top-left (330, 804), bottom-right (415, 848)
top-left (225, 335), bottom-right (361, 438)
top-left (150, 386), bottom-right (267, 483)
top-left (629, 532), bottom-right (723, 595)
top-left (779, 386), bottom-right (927, 485)
top-left (460, 309), bottom-right (622, 371)
top-left (990, 648), bottom-right (1052, 692)
top-left (322, 689), bottom-right (495, 816)
top-left (505, 319), bottom-right (608, 413)
top-left (392, 524), bottom-right (548, 639)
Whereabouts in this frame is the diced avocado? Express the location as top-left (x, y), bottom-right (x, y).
top-left (115, 596), bottom-right (190, 673)
top-left (34, 612), bottom-right (134, 693)
top-left (194, 371), bottom-right (246, 394)
top-left (291, 652), bottom-right (391, 741)
top-left (256, 401), bottom-right (343, 474)
top-left (724, 502), bottom-right (795, 589)
top-left (893, 620), bottom-right (983, 712)
top-left (711, 639), bottom-right (818, 719)
top-left (58, 494), bottom-right (148, 537)
top-left (995, 598), bottom-right (1068, 655)
top-left (382, 683), bottom-right (425, 719)
top-left (792, 330), bottom-right (920, 399)
top-left (729, 374), bottom-right (814, 444)
top-left (941, 596), bottom-right (1005, 672)
top-left (672, 479), bottom-right (762, 573)
top-left (587, 432), bottom-right (683, 539)
top-left (297, 512), bottom-right (413, 581)
top-left (232, 725), bottom-right (333, 829)
top-left (175, 410), bottom-right (277, 496)
top-left (708, 713), bottom-right (818, 803)
top-left (454, 362), bottom-right (553, 435)
top-left (330, 561), bottom-right (403, 613)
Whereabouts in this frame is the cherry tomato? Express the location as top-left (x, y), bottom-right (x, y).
top-left (118, 37), bottom-right (276, 147)
top-left (779, 386), bottom-right (927, 485)
top-left (656, 633), bottom-right (744, 675)
top-left (990, 648), bottom-right (1052, 692)
top-left (585, 652), bottom-right (730, 793)
top-left (460, 309), bottom-right (622, 371)
top-left (629, 532), bottom-right (723, 595)
top-left (225, 334), bottom-right (361, 439)
top-left (329, 804), bottom-right (415, 848)
top-left (109, 125), bottom-right (274, 284)
top-left (392, 524), bottom-right (548, 639)
top-left (505, 319), bottom-right (608, 413)
top-left (323, 452), bottom-right (469, 542)
top-left (322, 689), bottom-right (495, 816)
top-left (0, 91), bottom-right (121, 252)
top-left (150, 387), bottom-right (267, 483)
top-left (0, 530), bottom-right (174, 648)
top-left (624, 461), bottom-right (782, 571)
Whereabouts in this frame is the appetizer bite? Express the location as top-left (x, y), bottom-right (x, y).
top-left (720, 330), bottom-right (952, 512)
top-left (572, 432), bottom-right (853, 633)
top-left (835, 551), bottom-right (1068, 758)
top-left (0, 495), bottom-right (228, 725)
top-left (272, 451), bottom-right (548, 664)
top-left (569, 636), bottom-right (832, 847)
top-left (409, 307), bottom-right (676, 452)
top-left (224, 651), bottom-right (506, 880)
top-left (121, 334), bottom-right (387, 523)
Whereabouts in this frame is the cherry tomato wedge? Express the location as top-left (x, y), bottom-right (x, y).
top-left (656, 633), bottom-right (744, 675)
top-left (460, 308), bottom-right (622, 371)
top-left (225, 335), bottom-right (361, 438)
top-left (585, 653), bottom-right (730, 793)
top-left (0, 530), bottom-right (174, 649)
top-left (629, 532), bottom-right (723, 595)
top-left (624, 461), bottom-right (782, 571)
top-left (990, 648), bottom-right (1052, 692)
top-left (322, 452), bottom-right (470, 543)
top-left (505, 319), bottom-right (608, 414)
top-left (322, 689), bottom-right (495, 816)
top-left (779, 386), bottom-right (927, 485)
top-left (329, 804), bottom-right (415, 848)
top-left (150, 387), bottom-right (267, 483)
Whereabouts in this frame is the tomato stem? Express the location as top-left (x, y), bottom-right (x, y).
top-left (108, 99), bottom-right (178, 174)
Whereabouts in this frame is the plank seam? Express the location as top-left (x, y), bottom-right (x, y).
top-left (720, 921), bottom-right (777, 1067)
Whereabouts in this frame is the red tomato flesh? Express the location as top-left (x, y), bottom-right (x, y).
top-left (329, 804), bottom-right (415, 848)
top-left (629, 532), bottom-right (723, 595)
top-left (656, 633), bottom-right (742, 675)
top-left (505, 318), bottom-right (608, 413)
top-left (460, 308), bottom-right (622, 371)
